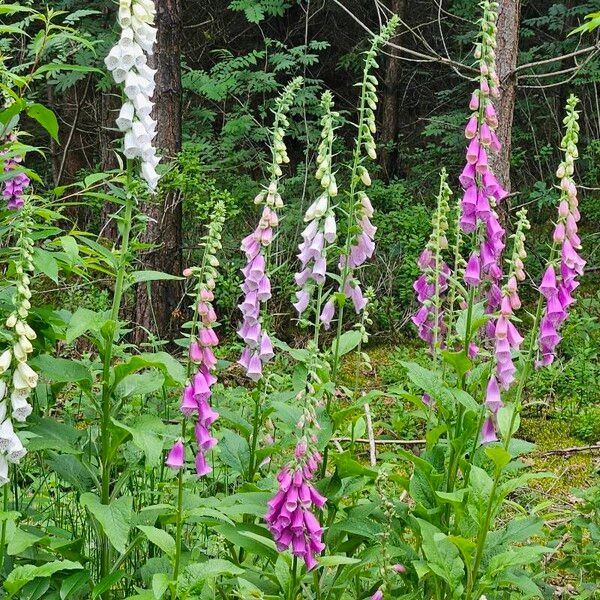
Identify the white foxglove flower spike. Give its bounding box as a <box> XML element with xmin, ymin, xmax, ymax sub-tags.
<box><xmin>107</xmin><ymin>0</ymin><xmax>160</xmax><ymax>190</ymax></box>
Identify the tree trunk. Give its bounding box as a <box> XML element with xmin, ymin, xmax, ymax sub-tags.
<box><xmin>492</xmin><ymin>0</ymin><xmax>521</xmax><ymax>193</ymax></box>
<box><xmin>133</xmin><ymin>0</ymin><xmax>183</xmax><ymax>344</ymax></box>
<box><xmin>378</xmin><ymin>0</ymin><xmax>407</xmax><ymax>181</ymax></box>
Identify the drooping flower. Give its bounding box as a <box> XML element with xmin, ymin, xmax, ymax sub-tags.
<box><xmin>412</xmin><ymin>170</ymin><xmax>452</xmax><ymax>349</ymax></box>
<box><xmin>295</xmin><ymin>92</ymin><xmax>338</xmax><ymax>325</ymax></box>
<box><xmin>237</xmin><ymin>78</ymin><xmax>302</xmax><ymax>379</ymax></box>
<box><xmin>480</xmin><ymin>416</ymin><xmax>498</xmax><ymax>444</ymax></box>
<box><xmin>2</xmin><ymin>135</ymin><xmax>30</xmax><ymax>210</ymax></box>
<box><xmin>168</xmin><ymin>202</ymin><xmax>225</xmax><ymax>476</ymax></box>
<box><xmin>105</xmin><ymin>0</ymin><xmax>160</xmax><ymax>190</ymax></box>
<box><xmin>537</xmin><ymin>96</ymin><xmax>584</xmax><ymax>367</ymax></box>
<box><xmin>0</xmin><ymin>203</ymin><xmax>38</xmax><ymax>486</ymax></box>
<box><xmin>166</xmin><ymin>439</ymin><xmax>185</xmax><ymax>469</ymax></box>
<box><xmin>266</xmin><ymin>442</ymin><xmax>326</xmax><ymax>570</ymax></box>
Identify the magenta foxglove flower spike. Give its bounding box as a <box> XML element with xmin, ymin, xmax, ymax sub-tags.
<box><xmin>536</xmin><ymin>96</ymin><xmax>584</xmax><ymax>367</ymax></box>
<box><xmin>266</xmin><ymin>442</ymin><xmax>326</xmax><ymax>570</ymax></box>
<box><xmin>2</xmin><ymin>134</ymin><xmax>30</xmax><ymax>210</ymax></box>
<box><xmin>412</xmin><ymin>170</ymin><xmax>452</xmax><ymax>350</ymax></box>
<box><xmin>237</xmin><ymin>78</ymin><xmax>302</xmax><ymax>379</ymax></box>
<box><xmin>169</xmin><ymin>202</ymin><xmax>226</xmax><ymax>476</ymax></box>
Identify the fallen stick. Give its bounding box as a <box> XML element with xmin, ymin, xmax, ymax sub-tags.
<box><xmin>333</xmin><ymin>437</ymin><xmax>426</xmax><ymax>446</ymax></box>
<box><xmin>363</xmin><ymin>402</ymin><xmax>377</xmax><ymax>467</ymax></box>
<box><xmin>536</xmin><ymin>444</ymin><xmax>600</xmax><ymax>457</ymax></box>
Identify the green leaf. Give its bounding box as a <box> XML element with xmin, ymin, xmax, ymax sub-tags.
<box><xmin>417</xmin><ymin>520</ymin><xmax>464</xmax><ymax>587</ymax></box>
<box><xmin>29</xmin><ymin>355</ymin><xmax>93</xmax><ymax>390</ymax></box>
<box><xmin>115</xmin><ymin>372</ymin><xmax>165</xmax><ymax>399</ymax></box>
<box><xmin>46</xmin><ymin>454</ymin><xmax>95</xmax><ymax>492</ymax></box>
<box><xmin>137</xmin><ymin>526</ymin><xmax>176</xmax><ymax>559</ymax></box>
<box><xmin>318</xmin><ymin>555</ymin><xmax>361</xmax><ymax>567</ymax></box>
<box><xmin>26</xmin><ymin>103</ymin><xmax>59</xmax><ymax>141</ymax></box>
<box><xmin>126</xmin><ymin>270</ymin><xmax>183</xmax><ymax>290</ymax></box>
<box><xmin>112</xmin><ymin>415</ymin><xmax>166</xmax><ymax>469</ymax></box>
<box><xmin>27</xmin><ymin>418</ymin><xmax>81</xmax><ymax>454</ymax></box>
<box><xmin>219</xmin><ymin>430</ymin><xmax>250</xmax><ymax>475</ymax></box>
<box><xmin>60</xmin><ymin>570</ymin><xmax>90</xmax><ymax>600</ymax></box>
<box><xmin>332</xmin><ymin>452</ymin><xmax>377</xmax><ymax>479</ymax></box>
<box><xmin>91</xmin><ymin>572</ymin><xmax>127</xmax><ymax>600</ymax></box>
<box><xmin>485</xmin><ymin>446</ymin><xmax>512</xmax><ymax>471</ymax></box>
<box><xmin>4</xmin><ymin>561</ymin><xmax>83</xmax><ymax>597</ymax></box>
<box><xmin>331</xmin><ymin>330</ymin><xmax>362</xmax><ymax>358</ymax></box>
<box><xmin>212</xmin><ymin>524</ymin><xmax>277</xmax><ymax>560</ymax></box>
<box><xmin>183</xmin><ymin>559</ymin><xmax>244</xmax><ymax>580</ymax></box>
<box><xmin>80</xmin><ymin>494</ymin><xmax>132</xmax><ymax>554</ymax></box>
<box><xmin>32</xmin><ymin>248</ymin><xmax>59</xmax><ymax>283</ymax></box>
<box><xmin>66</xmin><ymin>308</ymin><xmax>110</xmax><ymax>344</ymax></box>
<box><xmin>32</xmin><ymin>63</ymin><xmax>104</xmax><ymax>77</ymax></box>
<box><xmin>7</xmin><ymin>526</ymin><xmax>47</xmax><ymax>555</ymax></box>
<box><xmin>113</xmin><ymin>352</ymin><xmax>186</xmax><ymax>388</ymax></box>
<box><xmin>497</xmin><ymin>404</ymin><xmax>519</xmax><ymax>439</ymax></box>
<box><xmin>441</xmin><ymin>350</ymin><xmax>472</xmax><ymax>378</ymax></box>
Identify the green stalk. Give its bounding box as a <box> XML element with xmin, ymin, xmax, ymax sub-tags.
<box><xmin>100</xmin><ymin>161</ymin><xmax>134</xmax><ymax>600</ymax></box>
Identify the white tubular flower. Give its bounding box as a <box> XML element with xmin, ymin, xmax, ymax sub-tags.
<box><xmin>13</xmin><ymin>341</ymin><xmax>27</xmax><ymax>362</ymax></box>
<box><xmin>17</xmin><ymin>362</ymin><xmax>38</xmax><ymax>389</ymax></box>
<box><xmin>0</xmin><ymin>400</ymin><xmax>6</xmax><ymax>422</ymax></box>
<box><xmin>0</xmin><ymin>381</ymin><xmax>6</xmax><ymax>401</ymax></box>
<box><xmin>11</xmin><ymin>390</ymin><xmax>32</xmax><ymax>422</ymax></box>
<box><xmin>0</xmin><ymin>455</ymin><xmax>8</xmax><ymax>486</ymax></box>
<box><xmin>7</xmin><ymin>433</ymin><xmax>26</xmax><ymax>464</ymax></box>
<box><xmin>15</xmin><ymin>321</ymin><xmax>36</xmax><ymax>340</ymax></box>
<box><xmin>116</xmin><ymin>102</ymin><xmax>135</xmax><ymax>131</ymax></box>
<box><xmin>0</xmin><ymin>418</ymin><xmax>14</xmax><ymax>452</ymax></box>
<box><xmin>107</xmin><ymin>0</ymin><xmax>159</xmax><ymax>190</ymax></box>
<box><xmin>0</xmin><ymin>350</ymin><xmax>11</xmax><ymax>374</ymax></box>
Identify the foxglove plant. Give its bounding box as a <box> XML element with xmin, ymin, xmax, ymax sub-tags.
<box><xmin>536</xmin><ymin>95</ymin><xmax>584</xmax><ymax>367</ymax></box>
<box><xmin>458</xmin><ymin>1</ymin><xmax>507</xmax><ymax>333</ymax></box>
<box><xmin>104</xmin><ymin>0</ymin><xmax>160</xmax><ymax>190</ymax></box>
<box><xmin>168</xmin><ymin>200</ymin><xmax>226</xmax><ymax>581</ymax></box>
<box><xmin>412</xmin><ymin>170</ymin><xmax>452</xmax><ymax>350</ymax></box>
<box><xmin>237</xmin><ymin>77</ymin><xmax>302</xmax><ymax>380</ymax></box>
<box><xmin>0</xmin><ymin>200</ymin><xmax>38</xmax><ymax>486</ymax></box>
<box><xmin>294</xmin><ymin>91</ymin><xmax>338</xmax><ymax>324</ymax></box>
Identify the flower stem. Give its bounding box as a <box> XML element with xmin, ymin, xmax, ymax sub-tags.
<box><xmin>99</xmin><ymin>161</ymin><xmax>134</xmax><ymax>600</ymax></box>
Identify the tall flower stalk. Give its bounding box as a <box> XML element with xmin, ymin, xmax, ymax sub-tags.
<box><xmin>238</xmin><ymin>77</ymin><xmax>302</xmax><ymax>480</ymax></box>
<box><xmin>266</xmin><ymin>91</ymin><xmax>340</xmax><ymax>579</ymax></box>
<box><xmin>168</xmin><ymin>200</ymin><xmax>226</xmax><ymax>582</ymax></box>
<box><xmin>320</xmin><ymin>17</ymin><xmax>398</xmax><ymax>476</ymax></box>
<box><xmin>238</xmin><ymin>77</ymin><xmax>302</xmax><ymax>381</ymax></box>
<box><xmin>104</xmin><ymin>0</ymin><xmax>160</xmax><ymax>190</ymax></box>
<box><xmin>0</xmin><ymin>200</ymin><xmax>37</xmax><ymax>488</ymax></box>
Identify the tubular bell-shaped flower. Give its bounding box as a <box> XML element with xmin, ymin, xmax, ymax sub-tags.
<box><xmin>458</xmin><ymin>1</ymin><xmax>507</xmax><ymax>325</ymax></box>
<box><xmin>536</xmin><ymin>96</ymin><xmax>584</xmax><ymax>367</ymax></box>
<box><xmin>412</xmin><ymin>169</ymin><xmax>452</xmax><ymax>349</ymax></box>
<box><xmin>166</xmin><ymin>201</ymin><xmax>226</xmax><ymax>476</ymax></box>
<box><xmin>0</xmin><ymin>201</ymin><xmax>38</xmax><ymax>486</ymax></box>
<box><xmin>294</xmin><ymin>92</ymin><xmax>339</xmax><ymax>324</ymax></box>
<box><xmin>2</xmin><ymin>134</ymin><xmax>30</xmax><ymax>210</ymax></box>
<box><xmin>266</xmin><ymin>347</ymin><xmax>328</xmax><ymax>570</ymax></box>
<box><xmin>331</xmin><ymin>17</ymin><xmax>398</xmax><ymax>326</ymax></box>
<box><xmin>105</xmin><ymin>0</ymin><xmax>160</xmax><ymax>190</ymax></box>
<box><xmin>238</xmin><ymin>78</ymin><xmax>302</xmax><ymax>380</ymax></box>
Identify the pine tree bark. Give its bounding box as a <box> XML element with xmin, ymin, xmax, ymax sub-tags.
<box><xmin>492</xmin><ymin>0</ymin><xmax>521</xmax><ymax>192</ymax></box>
<box><xmin>133</xmin><ymin>0</ymin><xmax>183</xmax><ymax>344</ymax></box>
<box><xmin>379</xmin><ymin>0</ymin><xmax>407</xmax><ymax>180</ymax></box>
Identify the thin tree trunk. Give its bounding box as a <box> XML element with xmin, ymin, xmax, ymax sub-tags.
<box><xmin>492</xmin><ymin>0</ymin><xmax>521</xmax><ymax>193</ymax></box>
<box><xmin>379</xmin><ymin>0</ymin><xmax>407</xmax><ymax>180</ymax></box>
<box><xmin>133</xmin><ymin>0</ymin><xmax>183</xmax><ymax>344</ymax></box>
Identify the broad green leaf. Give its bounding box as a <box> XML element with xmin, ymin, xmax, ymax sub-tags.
<box><xmin>126</xmin><ymin>270</ymin><xmax>183</xmax><ymax>290</ymax></box>
<box><xmin>113</xmin><ymin>352</ymin><xmax>186</xmax><ymax>388</ymax></box>
<box><xmin>32</xmin><ymin>248</ymin><xmax>59</xmax><ymax>283</ymax></box>
<box><xmin>183</xmin><ymin>559</ymin><xmax>244</xmax><ymax>580</ymax></box>
<box><xmin>485</xmin><ymin>446</ymin><xmax>512</xmax><ymax>471</ymax></box>
<box><xmin>29</xmin><ymin>355</ymin><xmax>93</xmax><ymax>389</ymax></box>
<box><xmin>4</xmin><ymin>561</ymin><xmax>83</xmax><ymax>597</ymax></box>
<box><xmin>151</xmin><ymin>573</ymin><xmax>170</xmax><ymax>599</ymax></box>
<box><xmin>112</xmin><ymin>415</ymin><xmax>166</xmax><ymax>469</ymax></box>
<box><xmin>137</xmin><ymin>526</ymin><xmax>175</xmax><ymax>558</ymax></box>
<box><xmin>441</xmin><ymin>350</ymin><xmax>472</xmax><ymax>378</ymax></box>
<box><xmin>91</xmin><ymin>572</ymin><xmax>126</xmax><ymax>600</ymax></box>
<box><xmin>333</xmin><ymin>452</ymin><xmax>377</xmax><ymax>479</ymax></box>
<box><xmin>417</xmin><ymin>520</ymin><xmax>464</xmax><ymax>587</ymax></box>
<box><xmin>46</xmin><ymin>454</ymin><xmax>95</xmax><ymax>492</ymax></box>
<box><xmin>26</xmin><ymin>103</ymin><xmax>59</xmax><ymax>141</ymax></box>
<box><xmin>219</xmin><ymin>430</ymin><xmax>250</xmax><ymax>475</ymax></box>
<box><xmin>213</xmin><ymin>524</ymin><xmax>277</xmax><ymax>560</ymax></box>
<box><xmin>114</xmin><ymin>372</ymin><xmax>165</xmax><ymax>398</ymax></box>
<box><xmin>331</xmin><ymin>330</ymin><xmax>362</xmax><ymax>358</ymax></box>
<box><xmin>27</xmin><ymin>418</ymin><xmax>81</xmax><ymax>454</ymax></box>
<box><xmin>80</xmin><ymin>494</ymin><xmax>132</xmax><ymax>554</ymax></box>
<box><xmin>60</xmin><ymin>570</ymin><xmax>91</xmax><ymax>600</ymax></box>
<box><xmin>7</xmin><ymin>525</ymin><xmax>47</xmax><ymax>555</ymax></box>
<box><xmin>66</xmin><ymin>308</ymin><xmax>110</xmax><ymax>344</ymax></box>
<box><xmin>318</xmin><ymin>555</ymin><xmax>361</xmax><ymax>567</ymax></box>
<box><xmin>497</xmin><ymin>404</ymin><xmax>519</xmax><ymax>439</ymax></box>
